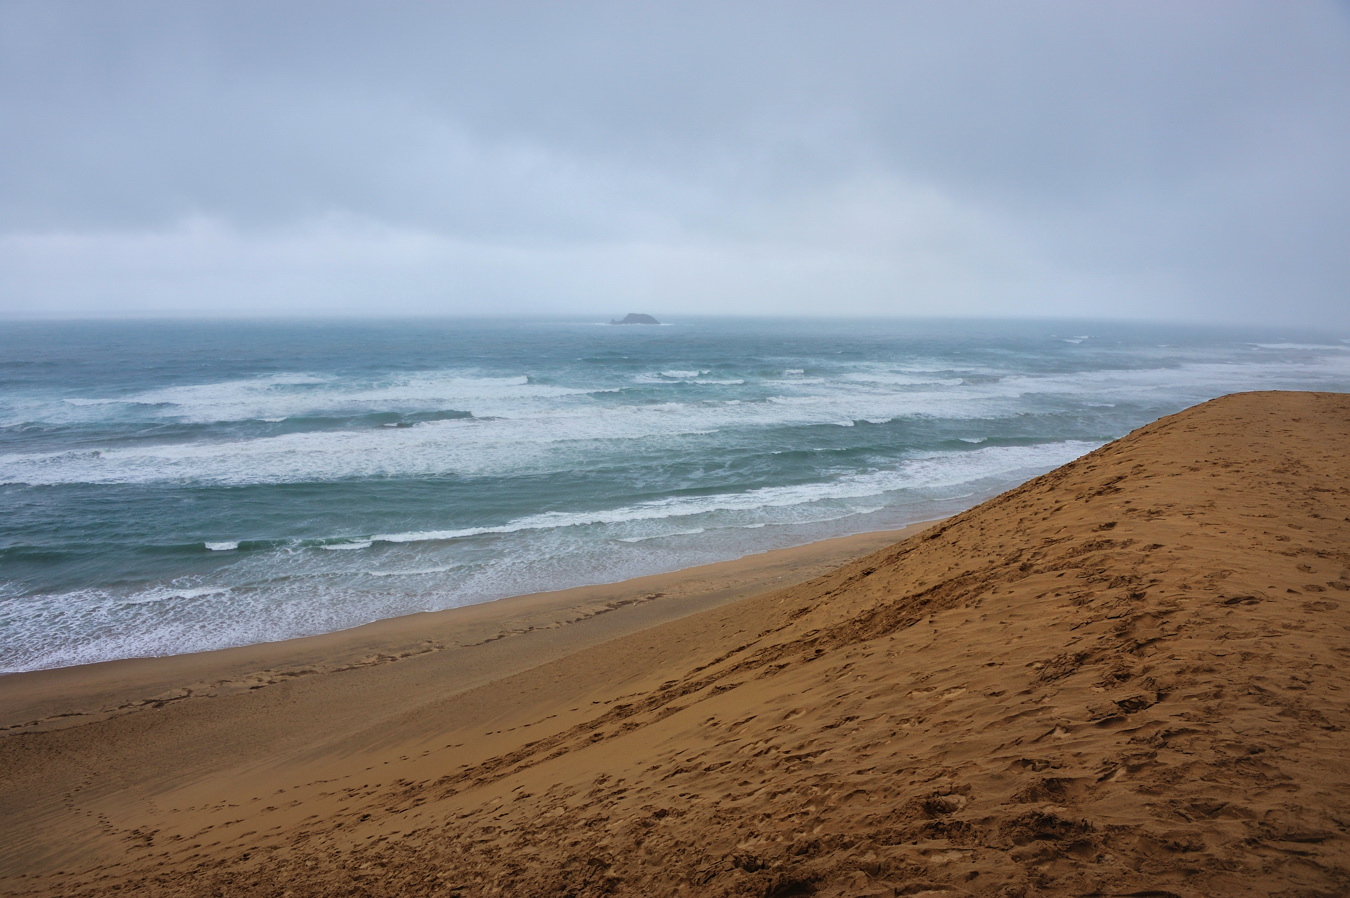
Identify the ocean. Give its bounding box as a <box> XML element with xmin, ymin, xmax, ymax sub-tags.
<box><xmin>2</xmin><ymin>317</ymin><xmax>1348</xmax><ymax>673</ymax></box>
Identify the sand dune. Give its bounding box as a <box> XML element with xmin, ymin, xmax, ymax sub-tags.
<box><xmin>2</xmin><ymin>390</ymin><xmax>1349</xmax><ymax>896</ymax></box>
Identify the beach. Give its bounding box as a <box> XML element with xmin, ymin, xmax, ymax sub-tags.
<box><xmin>2</xmin><ymin>390</ymin><xmax>1349</xmax><ymax>895</ymax></box>
<box><xmin>0</xmin><ymin>524</ymin><xmax>928</xmax><ymax>738</ymax></box>
<box><xmin>5</xmin><ymin>3</ymin><xmax>1350</xmax><ymax>892</ymax></box>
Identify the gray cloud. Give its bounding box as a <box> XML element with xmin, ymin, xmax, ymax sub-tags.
<box><xmin>1</xmin><ymin>1</ymin><xmax>1347</xmax><ymax>324</ymax></box>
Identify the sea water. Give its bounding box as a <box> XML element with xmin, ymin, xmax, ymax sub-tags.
<box><xmin>2</xmin><ymin>317</ymin><xmax>1348</xmax><ymax>672</ymax></box>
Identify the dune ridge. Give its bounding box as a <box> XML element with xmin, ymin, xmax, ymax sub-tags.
<box><xmin>2</xmin><ymin>390</ymin><xmax>1349</xmax><ymax>896</ymax></box>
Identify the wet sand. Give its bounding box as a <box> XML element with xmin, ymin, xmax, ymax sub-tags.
<box><xmin>2</xmin><ymin>390</ymin><xmax>1349</xmax><ymax>896</ymax></box>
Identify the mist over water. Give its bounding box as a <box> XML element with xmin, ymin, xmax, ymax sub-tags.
<box><xmin>3</xmin><ymin>317</ymin><xmax>1348</xmax><ymax>672</ymax></box>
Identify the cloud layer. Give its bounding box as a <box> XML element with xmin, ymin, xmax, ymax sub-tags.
<box><xmin>2</xmin><ymin>1</ymin><xmax>1348</xmax><ymax>323</ymax></box>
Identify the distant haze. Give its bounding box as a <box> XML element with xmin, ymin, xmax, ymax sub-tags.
<box><xmin>2</xmin><ymin>1</ymin><xmax>1348</xmax><ymax>325</ymax></box>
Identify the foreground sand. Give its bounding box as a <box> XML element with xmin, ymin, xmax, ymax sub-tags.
<box><xmin>2</xmin><ymin>391</ymin><xmax>1349</xmax><ymax>896</ymax></box>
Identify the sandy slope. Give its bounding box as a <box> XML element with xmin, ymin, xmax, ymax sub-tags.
<box><xmin>2</xmin><ymin>390</ymin><xmax>1349</xmax><ymax>897</ymax></box>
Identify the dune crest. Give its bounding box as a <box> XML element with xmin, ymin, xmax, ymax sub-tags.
<box><xmin>3</xmin><ymin>391</ymin><xmax>1349</xmax><ymax>896</ymax></box>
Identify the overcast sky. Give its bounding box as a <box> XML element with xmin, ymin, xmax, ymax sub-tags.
<box><xmin>2</xmin><ymin>1</ymin><xmax>1348</xmax><ymax>324</ymax></box>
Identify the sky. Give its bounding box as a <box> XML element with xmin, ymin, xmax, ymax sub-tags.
<box><xmin>1</xmin><ymin>1</ymin><xmax>1348</xmax><ymax>325</ymax></box>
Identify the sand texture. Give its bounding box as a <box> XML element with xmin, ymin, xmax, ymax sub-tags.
<box><xmin>2</xmin><ymin>390</ymin><xmax>1349</xmax><ymax>896</ymax></box>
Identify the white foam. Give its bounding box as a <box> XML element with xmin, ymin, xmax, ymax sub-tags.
<box><xmin>205</xmin><ymin>541</ymin><xmax>238</xmax><ymax>551</ymax></box>
<box><xmin>112</xmin><ymin>585</ymin><xmax>232</xmax><ymax>606</ymax></box>
<box><xmin>634</xmin><ymin>370</ymin><xmax>726</xmax><ymax>384</ymax></box>
<box><xmin>617</xmin><ymin>527</ymin><xmax>707</xmax><ymax>543</ymax></box>
<box><xmin>365</xmin><ymin>440</ymin><xmax>1099</xmax><ymax>547</ymax></box>
<box><xmin>1</xmin><ymin>578</ymin><xmax>411</xmax><ymax>672</ymax></box>
<box><xmin>1250</xmin><ymin>342</ymin><xmax>1350</xmax><ymax>351</ymax></box>
<box><xmin>13</xmin><ymin>370</ymin><xmax>595</xmax><ymax>429</ymax></box>
<box><xmin>371</xmin><ymin>526</ymin><xmax>496</xmax><ymax>543</ymax></box>
<box><xmin>364</xmin><ymin>565</ymin><xmax>457</xmax><ymax>578</ymax></box>
<box><xmin>61</xmin><ymin>397</ymin><xmax>134</xmax><ymax>407</ymax></box>
<box><xmin>6</xmin><ymin>352</ymin><xmax>1350</xmax><ymax>487</ymax></box>
<box><xmin>842</xmin><ymin>372</ymin><xmax>966</xmax><ymax>387</ymax></box>
<box><xmin>320</xmin><ymin>540</ymin><xmax>372</xmax><ymax>551</ymax></box>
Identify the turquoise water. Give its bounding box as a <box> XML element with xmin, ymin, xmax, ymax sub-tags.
<box><xmin>2</xmin><ymin>317</ymin><xmax>1348</xmax><ymax>672</ymax></box>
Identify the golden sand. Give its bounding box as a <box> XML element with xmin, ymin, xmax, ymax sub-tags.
<box><xmin>2</xmin><ymin>390</ymin><xmax>1348</xmax><ymax>896</ymax></box>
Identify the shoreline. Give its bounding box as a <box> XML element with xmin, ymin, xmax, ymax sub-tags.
<box><xmin>0</xmin><ymin>519</ymin><xmax>939</xmax><ymax>736</ymax></box>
